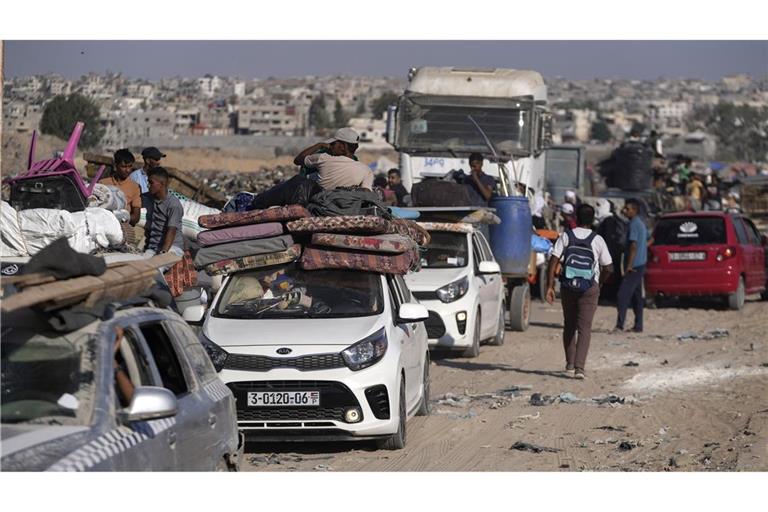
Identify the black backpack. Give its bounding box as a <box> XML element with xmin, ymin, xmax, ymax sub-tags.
<box><xmin>559</xmin><ymin>230</ymin><xmax>597</xmax><ymax>293</ymax></box>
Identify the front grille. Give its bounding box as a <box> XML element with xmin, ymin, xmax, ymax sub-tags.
<box><xmin>239</xmin><ymin>407</ymin><xmax>347</xmax><ymax>422</ymax></box>
<box><xmin>228</xmin><ymin>381</ymin><xmax>362</xmax><ymax>424</ymax></box>
<box><xmin>224</xmin><ymin>352</ymin><xmax>345</xmax><ymax>372</ymax></box>
<box><xmin>413</xmin><ymin>291</ymin><xmax>439</xmax><ymax>301</ymax></box>
<box><xmin>365</xmin><ymin>385</ymin><xmax>390</xmax><ymax>419</ymax></box>
<box><xmin>425</xmin><ymin>311</ymin><xmax>446</xmax><ymax>339</ymax></box>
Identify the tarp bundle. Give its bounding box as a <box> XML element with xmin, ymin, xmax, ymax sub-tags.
<box><xmin>1</xmin><ymin>201</ymin><xmax>123</xmax><ymax>257</ymax></box>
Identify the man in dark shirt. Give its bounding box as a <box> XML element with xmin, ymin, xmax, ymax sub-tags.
<box><xmin>142</xmin><ymin>167</ymin><xmax>184</xmax><ymax>258</ymax></box>
<box><xmin>465</xmin><ymin>152</ymin><xmax>497</xmax><ymax>206</ymax></box>
<box><xmin>387</xmin><ymin>168</ymin><xmax>410</xmax><ymax>206</ymax></box>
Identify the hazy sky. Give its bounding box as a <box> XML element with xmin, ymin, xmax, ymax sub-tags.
<box><xmin>4</xmin><ymin>40</ymin><xmax>767</xmax><ymax>81</ymax></box>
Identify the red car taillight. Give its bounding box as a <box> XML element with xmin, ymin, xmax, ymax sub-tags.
<box><xmin>715</xmin><ymin>247</ymin><xmax>737</xmax><ymax>262</ymax></box>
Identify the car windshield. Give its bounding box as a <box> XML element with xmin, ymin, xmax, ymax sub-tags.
<box><xmin>421</xmin><ymin>231</ymin><xmax>469</xmax><ymax>268</ymax></box>
<box><xmin>653</xmin><ymin>217</ymin><xmax>727</xmax><ymax>246</ymax></box>
<box><xmin>1</xmin><ymin>312</ymin><xmax>97</xmax><ymax>426</ymax></box>
<box><xmin>215</xmin><ymin>264</ymin><xmax>384</xmax><ymax>319</ymax></box>
<box><xmin>398</xmin><ymin>96</ymin><xmax>531</xmax><ymax>155</ymax></box>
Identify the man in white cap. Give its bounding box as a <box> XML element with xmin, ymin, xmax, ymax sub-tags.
<box><xmin>293</xmin><ymin>128</ymin><xmax>374</xmax><ymax>190</ymax></box>
<box><xmin>560</xmin><ymin>202</ymin><xmax>577</xmax><ymax>230</ymax></box>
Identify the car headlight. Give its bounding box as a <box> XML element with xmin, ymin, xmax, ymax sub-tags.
<box><xmin>341</xmin><ymin>328</ymin><xmax>387</xmax><ymax>371</ymax></box>
<box><xmin>436</xmin><ymin>276</ymin><xmax>469</xmax><ymax>303</ymax></box>
<box><xmin>200</xmin><ymin>333</ymin><xmax>229</xmax><ymax>372</ymax></box>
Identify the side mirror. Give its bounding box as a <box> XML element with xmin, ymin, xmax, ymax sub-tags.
<box><xmin>183</xmin><ymin>305</ymin><xmax>206</xmax><ymax>324</ymax></box>
<box><xmin>118</xmin><ymin>386</ymin><xmax>177</xmax><ymax>423</ymax></box>
<box><xmin>386</xmin><ymin>105</ymin><xmax>398</xmax><ymax>147</ymax></box>
<box><xmin>478</xmin><ymin>261</ymin><xmax>501</xmax><ymax>274</ymax></box>
<box><xmin>398</xmin><ymin>303</ymin><xmax>429</xmax><ymax>323</ymax></box>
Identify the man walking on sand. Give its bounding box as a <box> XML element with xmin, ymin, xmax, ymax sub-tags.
<box><xmin>615</xmin><ymin>198</ymin><xmax>648</xmax><ymax>333</ymax></box>
<box><xmin>546</xmin><ymin>203</ymin><xmax>613</xmax><ymax>379</ymax></box>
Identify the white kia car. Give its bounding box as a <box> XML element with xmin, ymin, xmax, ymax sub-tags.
<box><xmin>200</xmin><ymin>264</ymin><xmax>430</xmax><ymax>449</ymax></box>
<box><xmin>404</xmin><ymin>225</ymin><xmax>505</xmax><ymax>357</ymax></box>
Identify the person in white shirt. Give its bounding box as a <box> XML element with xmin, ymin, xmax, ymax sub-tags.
<box><xmin>293</xmin><ymin>128</ymin><xmax>374</xmax><ymax>190</ymax></box>
<box><xmin>545</xmin><ymin>203</ymin><xmax>613</xmax><ymax>379</ymax></box>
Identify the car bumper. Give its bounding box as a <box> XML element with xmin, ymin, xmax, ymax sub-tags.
<box><xmin>218</xmin><ymin>363</ymin><xmax>400</xmax><ymax>438</ymax></box>
<box><xmin>418</xmin><ymin>297</ymin><xmax>476</xmax><ymax>350</ymax></box>
<box><xmin>645</xmin><ymin>265</ymin><xmax>739</xmax><ymax>296</ymax></box>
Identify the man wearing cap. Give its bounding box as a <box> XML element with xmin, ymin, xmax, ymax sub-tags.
<box><xmin>560</xmin><ymin>202</ymin><xmax>577</xmax><ymax>230</ymax></box>
<box><xmin>130</xmin><ymin>146</ymin><xmax>166</xmax><ymax>194</ymax></box>
<box><xmin>293</xmin><ymin>128</ymin><xmax>374</xmax><ymax>190</ymax></box>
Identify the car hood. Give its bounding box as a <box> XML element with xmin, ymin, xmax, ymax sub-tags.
<box><xmin>405</xmin><ymin>267</ymin><xmax>469</xmax><ymax>291</ymax></box>
<box><xmin>0</xmin><ymin>424</ymin><xmax>92</xmax><ymax>471</ymax></box>
<box><xmin>204</xmin><ymin>315</ymin><xmax>385</xmax><ymax>348</ymax></box>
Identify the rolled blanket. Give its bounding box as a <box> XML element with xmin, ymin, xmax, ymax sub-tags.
<box><xmin>386</xmin><ymin>218</ymin><xmax>431</xmax><ymax>246</ymax></box>
<box><xmin>198</xmin><ymin>204</ymin><xmax>310</xmax><ymax>229</ymax></box>
<box><xmin>197</xmin><ymin>222</ymin><xmax>283</xmax><ymax>247</ymax></box>
<box><xmin>286</xmin><ymin>215</ymin><xmax>390</xmax><ymax>235</ymax></box>
<box><xmin>299</xmin><ymin>245</ymin><xmax>419</xmax><ymax>275</ymax></box>
<box><xmin>417</xmin><ymin>222</ymin><xmax>474</xmax><ymax>234</ymax></box>
<box><xmin>310</xmin><ymin>233</ymin><xmax>415</xmax><ymax>254</ymax></box>
<box><xmin>204</xmin><ymin>244</ymin><xmax>302</xmax><ymax>276</ymax></box>
<box><xmin>193</xmin><ymin>234</ymin><xmax>294</xmax><ymax>269</ymax></box>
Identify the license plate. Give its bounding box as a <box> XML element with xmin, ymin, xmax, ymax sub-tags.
<box><xmin>247</xmin><ymin>391</ymin><xmax>320</xmax><ymax>407</ymax></box>
<box><xmin>669</xmin><ymin>252</ymin><xmax>706</xmax><ymax>261</ymax></box>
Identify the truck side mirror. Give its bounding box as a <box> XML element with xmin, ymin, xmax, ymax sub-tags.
<box><xmin>386</xmin><ymin>105</ymin><xmax>398</xmax><ymax>147</ymax></box>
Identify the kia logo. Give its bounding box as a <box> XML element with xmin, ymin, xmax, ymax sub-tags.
<box><xmin>276</xmin><ymin>347</ymin><xmax>292</xmax><ymax>355</ymax></box>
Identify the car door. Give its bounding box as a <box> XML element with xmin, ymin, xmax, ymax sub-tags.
<box><xmin>388</xmin><ymin>275</ymin><xmax>419</xmax><ymax>409</ymax></box>
<box><xmin>137</xmin><ymin>320</ymin><xmax>209</xmax><ymax>471</ymax></box>
<box><xmin>113</xmin><ymin>323</ymin><xmax>177</xmax><ymax>471</ymax></box>
<box><xmin>732</xmin><ymin>217</ymin><xmax>756</xmax><ymax>290</ymax></box>
<box><xmin>165</xmin><ymin>319</ymin><xmax>238</xmax><ymax>469</ymax></box>
<box><xmin>742</xmin><ymin>218</ymin><xmax>766</xmax><ymax>292</ymax></box>
<box><xmin>477</xmin><ymin>231</ymin><xmax>504</xmax><ymax>317</ymax></box>
<box><xmin>472</xmin><ymin>233</ymin><xmax>496</xmax><ymax>338</ymax></box>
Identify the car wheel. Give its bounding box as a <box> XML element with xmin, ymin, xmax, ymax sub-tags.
<box><xmin>462</xmin><ymin>309</ymin><xmax>481</xmax><ymax>358</ymax></box>
<box><xmin>727</xmin><ymin>276</ymin><xmax>745</xmax><ymax>311</ymax></box>
<box><xmin>415</xmin><ymin>353</ymin><xmax>431</xmax><ymax>416</ymax></box>
<box><xmin>379</xmin><ymin>377</ymin><xmax>406</xmax><ymax>450</ymax></box>
<box><xmin>487</xmin><ymin>301</ymin><xmax>506</xmax><ymax>346</ymax></box>
<box><xmin>761</xmin><ymin>288</ymin><xmax>768</xmax><ymax>301</ymax></box>
<box><xmin>508</xmin><ymin>283</ymin><xmax>530</xmax><ymax>332</ymax></box>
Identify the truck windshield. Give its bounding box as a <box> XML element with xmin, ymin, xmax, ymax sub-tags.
<box><xmin>398</xmin><ymin>97</ymin><xmax>531</xmax><ymax>155</ymax></box>
<box><xmin>1</xmin><ymin>315</ymin><xmax>97</xmax><ymax>426</ymax></box>
<box><xmin>215</xmin><ymin>265</ymin><xmax>384</xmax><ymax>319</ymax></box>
<box><xmin>421</xmin><ymin>232</ymin><xmax>469</xmax><ymax>268</ymax></box>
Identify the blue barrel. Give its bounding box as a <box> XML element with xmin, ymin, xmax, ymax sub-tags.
<box><xmin>488</xmin><ymin>196</ymin><xmax>532</xmax><ymax>276</ymax></box>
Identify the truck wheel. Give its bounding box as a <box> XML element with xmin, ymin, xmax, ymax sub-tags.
<box><xmin>727</xmin><ymin>277</ymin><xmax>745</xmax><ymax>311</ymax></box>
<box><xmin>509</xmin><ymin>284</ymin><xmax>530</xmax><ymax>332</ymax></box>
<box><xmin>537</xmin><ymin>266</ymin><xmax>548</xmax><ymax>302</ymax></box>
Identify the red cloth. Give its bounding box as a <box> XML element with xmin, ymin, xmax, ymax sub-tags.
<box><xmin>163</xmin><ymin>251</ymin><xmax>198</xmax><ymax>297</ymax></box>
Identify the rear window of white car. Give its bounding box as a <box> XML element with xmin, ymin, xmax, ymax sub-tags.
<box><xmin>421</xmin><ymin>231</ymin><xmax>469</xmax><ymax>268</ymax></box>
<box><xmin>215</xmin><ymin>264</ymin><xmax>383</xmax><ymax>319</ymax></box>
<box><xmin>654</xmin><ymin>217</ymin><xmax>727</xmax><ymax>246</ymax></box>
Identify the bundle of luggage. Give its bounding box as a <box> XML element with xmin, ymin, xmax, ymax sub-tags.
<box><xmin>193</xmin><ymin>204</ymin><xmax>429</xmax><ymax>276</ymax></box>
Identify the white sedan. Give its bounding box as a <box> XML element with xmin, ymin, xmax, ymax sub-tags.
<box><xmin>200</xmin><ymin>264</ymin><xmax>430</xmax><ymax>450</ymax></box>
<box><xmin>405</xmin><ymin>225</ymin><xmax>505</xmax><ymax>357</ymax></box>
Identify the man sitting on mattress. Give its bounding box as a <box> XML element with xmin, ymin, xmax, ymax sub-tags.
<box><xmin>293</xmin><ymin>128</ymin><xmax>374</xmax><ymax>191</ymax></box>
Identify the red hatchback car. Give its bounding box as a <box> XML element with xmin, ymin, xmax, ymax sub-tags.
<box><xmin>645</xmin><ymin>212</ymin><xmax>768</xmax><ymax>310</ymax></box>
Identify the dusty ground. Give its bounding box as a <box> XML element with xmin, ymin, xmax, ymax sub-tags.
<box><xmin>242</xmin><ymin>297</ymin><xmax>768</xmax><ymax>472</ymax></box>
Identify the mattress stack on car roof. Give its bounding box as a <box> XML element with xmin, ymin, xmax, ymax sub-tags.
<box><xmin>194</xmin><ymin>205</ymin><xmax>430</xmax><ymax>276</ymax></box>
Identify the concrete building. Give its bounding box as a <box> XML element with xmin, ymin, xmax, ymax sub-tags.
<box><xmin>198</xmin><ymin>75</ymin><xmax>223</xmax><ymax>98</ymax></box>
<box><xmin>236</xmin><ymin>102</ymin><xmax>304</xmax><ymax>136</ymax></box>
<box><xmin>101</xmin><ymin>109</ymin><xmax>176</xmax><ymax>148</ymax></box>
<box><xmin>2</xmin><ymin>101</ymin><xmax>42</xmax><ymax>133</ymax></box>
<box><xmin>348</xmin><ymin>116</ymin><xmax>388</xmax><ymax>149</ymax></box>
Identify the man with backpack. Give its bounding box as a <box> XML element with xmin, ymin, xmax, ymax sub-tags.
<box><xmin>545</xmin><ymin>204</ymin><xmax>613</xmax><ymax>379</ymax></box>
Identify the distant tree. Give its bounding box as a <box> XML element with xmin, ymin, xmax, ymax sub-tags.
<box><xmin>356</xmin><ymin>96</ymin><xmax>367</xmax><ymax>116</ymax></box>
<box><xmin>371</xmin><ymin>91</ymin><xmax>399</xmax><ymax>119</ymax></box>
<box><xmin>333</xmin><ymin>99</ymin><xmax>350</xmax><ymax>128</ymax></box>
<box><xmin>40</xmin><ymin>93</ymin><xmax>104</xmax><ymax>148</ymax></box>
<box><xmin>590</xmin><ymin>120</ymin><xmax>613</xmax><ymax>143</ymax></box>
<box><xmin>688</xmin><ymin>102</ymin><xmax>768</xmax><ymax>161</ymax></box>
<box><xmin>309</xmin><ymin>93</ymin><xmax>331</xmax><ymax>131</ymax></box>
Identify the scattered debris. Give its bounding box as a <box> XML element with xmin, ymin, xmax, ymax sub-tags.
<box><xmin>761</xmin><ymin>362</ymin><xmax>768</xmax><ymax>368</ymax></box>
<box><xmin>676</xmin><ymin>329</ymin><xmax>729</xmax><ymax>341</ymax></box>
<box><xmin>530</xmin><ymin>393</ymin><xmax>556</xmax><ymax>406</ymax></box>
<box><xmin>624</xmin><ymin>361</ymin><xmax>640</xmax><ymax>367</ymax></box>
<box><xmin>249</xmin><ymin>454</ymin><xmax>283</xmax><ymax>466</ymax></box>
<box><xmin>510</xmin><ymin>441</ymin><xmax>561</xmax><ymax>454</ymax></box>
<box><xmin>558</xmin><ymin>392</ymin><xmax>580</xmax><ymax>403</ymax></box>
<box><xmin>313</xmin><ymin>464</ymin><xmax>333</xmax><ymax>471</ymax></box>
<box><xmin>559</xmin><ymin>463</ymin><xmax>570</xmax><ymax>469</ymax></box>
<box><xmin>661</xmin><ymin>359</ymin><xmax>669</xmax><ymax>365</ymax></box>
<box><xmin>594</xmin><ymin>425</ymin><xmax>626</xmax><ymax>432</ymax></box>
<box><xmin>618</xmin><ymin>441</ymin><xmax>637</xmax><ymax>451</ymax></box>
<box><xmin>592</xmin><ymin>394</ymin><xmax>638</xmax><ymax>405</ymax></box>
<box><xmin>517</xmin><ymin>412</ymin><xmax>541</xmax><ymax>421</ymax></box>
<box><xmin>703</xmin><ymin>442</ymin><xmax>720</xmax><ymax>448</ymax></box>
<box><xmin>677</xmin><ymin>331</ymin><xmax>698</xmax><ymax>341</ymax></box>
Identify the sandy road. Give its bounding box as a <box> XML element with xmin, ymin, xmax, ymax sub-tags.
<box><xmin>243</xmin><ymin>298</ymin><xmax>768</xmax><ymax>472</ymax></box>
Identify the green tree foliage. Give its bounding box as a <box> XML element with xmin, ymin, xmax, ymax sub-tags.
<box><xmin>40</xmin><ymin>94</ymin><xmax>105</xmax><ymax>148</ymax></box>
<box><xmin>590</xmin><ymin>120</ymin><xmax>613</xmax><ymax>143</ymax></box>
<box><xmin>688</xmin><ymin>103</ymin><xmax>768</xmax><ymax>161</ymax></box>
<box><xmin>333</xmin><ymin>99</ymin><xmax>350</xmax><ymax>128</ymax></box>
<box><xmin>309</xmin><ymin>93</ymin><xmax>331</xmax><ymax>131</ymax></box>
<box><xmin>371</xmin><ymin>91</ymin><xmax>399</xmax><ymax>119</ymax></box>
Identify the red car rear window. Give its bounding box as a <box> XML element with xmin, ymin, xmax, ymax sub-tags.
<box><xmin>654</xmin><ymin>217</ymin><xmax>727</xmax><ymax>246</ymax></box>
